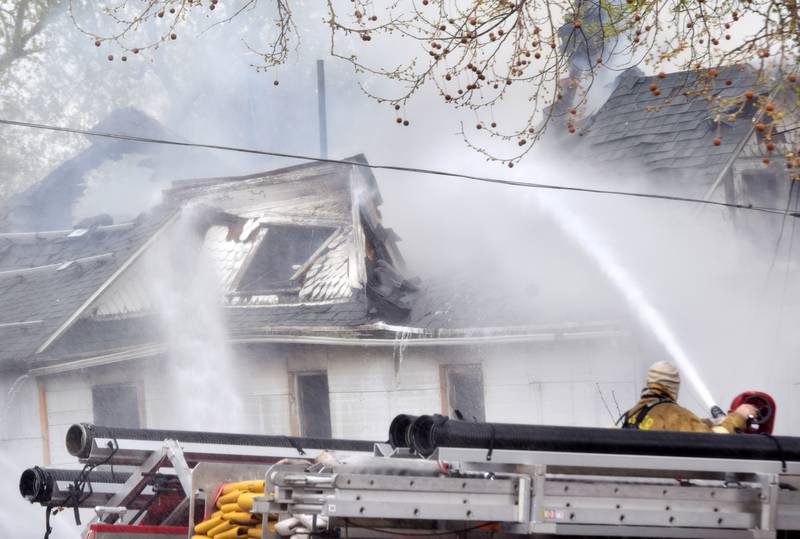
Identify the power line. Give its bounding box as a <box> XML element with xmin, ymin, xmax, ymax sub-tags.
<box><xmin>0</xmin><ymin>117</ymin><xmax>796</xmax><ymax>217</ymax></box>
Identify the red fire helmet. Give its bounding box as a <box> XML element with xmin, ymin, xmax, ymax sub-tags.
<box><xmin>729</xmin><ymin>391</ymin><xmax>776</xmax><ymax>435</ymax></box>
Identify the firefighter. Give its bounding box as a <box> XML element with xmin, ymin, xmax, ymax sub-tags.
<box><xmin>619</xmin><ymin>361</ymin><xmax>756</xmax><ymax>433</ymax></box>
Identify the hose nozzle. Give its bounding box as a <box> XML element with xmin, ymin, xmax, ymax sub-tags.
<box><xmin>710</xmin><ymin>405</ymin><xmax>725</xmax><ymax>419</ymax></box>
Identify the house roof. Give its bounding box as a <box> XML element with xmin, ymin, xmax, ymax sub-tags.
<box><xmin>164</xmin><ymin>154</ymin><xmax>382</xmax><ymax>206</ymax></box>
<box><xmin>575</xmin><ymin>65</ymin><xmax>762</xmax><ymax>190</ymax></box>
<box><xmin>5</xmin><ymin>157</ymin><xmax>418</xmax><ymax>367</ymax></box>
<box><xmin>0</xmin><ymin>207</ymin><xmax>177</xmax><ymax>366</ymax></box>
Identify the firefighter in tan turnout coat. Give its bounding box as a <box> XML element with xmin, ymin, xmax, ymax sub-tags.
<box><xmin>620</xmin><ymin>361</ymin><xmax>756</xmax><ymax>433</ymax></box>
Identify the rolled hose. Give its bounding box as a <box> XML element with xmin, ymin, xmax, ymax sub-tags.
<box><xmin>388</xmin><ymin>414</ymin><xmax>417</xmax><ymax>448</ymax></box>
<box><xmin>399</xmin><ymin>414</ymin><xmax>800</xmax><ymax>462</ymax></box>
<box><xmin>19</xmin><ymin>466</ymin><xmax>131</xmax><ymax>503</ymax></box>
<box><xmin>67</xmin><ymin>423</ymin><xmax>376</xmax><ymax>459</ymax></box>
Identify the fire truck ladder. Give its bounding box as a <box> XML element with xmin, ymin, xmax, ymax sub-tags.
<box><xmin>254</xmin><ymin>443</ymin><xmax>800</xmax><ymax>539</ymax></box>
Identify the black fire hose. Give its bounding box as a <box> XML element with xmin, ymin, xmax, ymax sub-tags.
<box><xmin>388</xmin><ymin>414</ymin><xmax>418</xmax><ymax>448</ymax></box>
<box><xmin>67</xmin><ymin>423</ymin><xmax>377</xmax><ymax>459</ymax></box>
<box><xmin>19</xmin><ymin>466</ymin><xmax>131</xmax><ymax>504</ymax></box>
<box><xmin>398</xmin><ymin>414</ymin><xmax>800</xmax><ymax>462</ymax></box>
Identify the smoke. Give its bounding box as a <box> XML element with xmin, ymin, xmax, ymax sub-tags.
<box><xmin>378</xmin><ymin>153</ymin><xmax>800</xmax><ymax>431</ymax></box>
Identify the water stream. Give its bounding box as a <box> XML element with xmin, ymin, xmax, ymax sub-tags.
<box><xmin>541</xmin><ymin>195</ymin><xmax>717</xmax><ymax>410</ymax></box>
<box><xmin>147</xmin><ymin>207</ymin><xmax>246</xmax><ymax>432</ymax></box>
<box><xmin>0</xmin><ymin>374</ymin><xmax>29</xmax><ymax>432</ymax></box>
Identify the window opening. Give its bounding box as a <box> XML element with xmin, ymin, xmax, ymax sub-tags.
<box><xmin>92</xmin><ymin>383</ymin><xmax>141</xmax><ymax>428</ymax></box>
<box><xmin>296</xmin><ymin>372</ymin><xmax>332</xmax><ymax>438</ymax></box>
<box><xmin>237</xmin><ymin>225</ymin><xmax>336</xmax><ymax>293</ymax></box>
<box><xmin>444</xmin><ymin>364</ymin><xmax>485</xmax><ymax>422</ymax></box>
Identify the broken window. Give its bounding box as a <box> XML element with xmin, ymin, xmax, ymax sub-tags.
<box><xmin>295</xmin><ymin>372</ymin><xmax>332</xmax><ymax>438</ymax></box>
<box><xmin>236</xmin><ymin>225</ymin><xmax>336</xmax><ymax>293</ymax></box>
<box><xmin>92</xmin><ymin>383</ymin><xmax>141</xmax><ymax>428</ymax></box>
<box><xmin>444</xmin><ymin>364</ymin><xmax>485</xmax><ymax>422</ymax></box>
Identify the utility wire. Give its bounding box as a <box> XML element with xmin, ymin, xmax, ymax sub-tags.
<box><xmin>0</xmin><ymin>117</ymin><xmax>797</xmax><ymax>217</ymax></box>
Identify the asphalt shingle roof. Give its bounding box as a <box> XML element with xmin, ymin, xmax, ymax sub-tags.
<box><xmin>576</xmin><ymin>66</ymin><xmax>762</xmax><ymax>188</ymax></box>
<box><xmin>0</xmin><ymin>208</ymin><xmax>176</xmax><ymax>365</ymax></box>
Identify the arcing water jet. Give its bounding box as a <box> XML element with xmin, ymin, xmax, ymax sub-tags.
<box><xmin>540</xmin><ymin>195</ymin><xmax>717</xmax><ymax>410</ymax></box>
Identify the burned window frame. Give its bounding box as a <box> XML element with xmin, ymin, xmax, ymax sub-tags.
<box><xmin>230</xmin><ymin>223</ymin><xmax>339</xmax><ymax>295</ymax></box>
<box><xmin>291</xmin><ymin>370</ymin><xmax>333</xmax><ymax>438</ymax></box>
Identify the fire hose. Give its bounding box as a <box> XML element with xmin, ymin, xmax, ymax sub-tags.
<box><xmin>19</xmin><ymin>466</ymin><xmax>132</xmax><ymax>505</ymax></box>
<box><xmin>395</xmin><ymin>414</ymin><xmax>800</xmax><ymax>462</ymax></box>
<box><xmin>67</xmin><ymin>422</ymin><xmax>376</xmax><ymax>459</ymax></box>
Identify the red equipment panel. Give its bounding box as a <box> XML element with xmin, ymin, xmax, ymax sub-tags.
<box><xmin>85</xmin><ymin>524</ymin><xmax>188</xmax><ymax>539</ymax></box>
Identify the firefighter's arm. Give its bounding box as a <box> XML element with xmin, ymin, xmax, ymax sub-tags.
<box><xmin>712</xmin><ymin>404</ymin><xmax>756</xmax><ymax>433</ymax></box>
<box><xmin>712</xmin><ymin>413</ymin><xmax>746</xmax><ymax>433</ymax></box>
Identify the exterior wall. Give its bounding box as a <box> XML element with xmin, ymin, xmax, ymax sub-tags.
<box><xmin>0</xmin><ymin>371</ymin><xmax>48</xmax><ymax>538</ymax></box>
<box><xmin>41</xmin><ymin>362</ymin><xmax>146</xmax><ymax>465</ymax></box>
<box><xmin>325</xmin><ymin>346</ymin><xmax>442</xmax><ymax>441</ymax></box>
<box><xmin>30</xmin><ymin>334</ymin><xmax>642</xmax><ymax>461</ymax></box>
<box><xmin>324</xmin><ymin>336</ymin><xmax>640</xmax><ymax>440</ymax></box>
<box><xmin>0</xmin><ymin>371</ymin><xmax>43</xmax><ymax>461</ymax></box>
<box><xmin>481</xmin><ymin>338</ymin><xmax>638</xmax><ymax>427</ymax></box>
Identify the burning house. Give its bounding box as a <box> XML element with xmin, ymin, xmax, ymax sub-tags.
<box><xmin>0</xmin><ymin>147</ymin><xmax>640</xmax><ymax>466</ymax></box>
<box><xmin>5</xmin><ymin>70</ymin><xmax>799</xmax><ymax>468</ymax></box>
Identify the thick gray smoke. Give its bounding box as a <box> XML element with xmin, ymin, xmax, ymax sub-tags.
<box><xmin>379</xmin><ymin>159</ymin><xmax>800</xmax><ymax>431</ymax></box>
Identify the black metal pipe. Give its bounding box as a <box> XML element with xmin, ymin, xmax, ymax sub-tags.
<box><xmin>19</xmin><ymin>466</ymin><xmax>132</xmax><ymax>504</ymax></box>
<box><xmin>400</xmin><ymin>414</ymin><xmax>800</xmax><ymax>461</ymax></box>
<box><xmin>67</xmin><ymin>423</ymin><xmax>377</xmax><ymax>459</ymax></box>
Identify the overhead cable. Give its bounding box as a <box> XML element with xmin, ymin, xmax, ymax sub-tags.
<box><xmin>0</xmin><ymin>117</ymin><xmax>796</xmax><ymax>217</ymax></box>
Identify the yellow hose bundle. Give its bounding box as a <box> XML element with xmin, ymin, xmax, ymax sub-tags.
<box><xmin>222</xmin><ymin>480</ymin><xmax>265</xmax><ymax>494</ymax></box>
<box><xmin>216</xmin><ymin>489</ymin><xmax>244</xmax><ymax>508</ymax></box>
<box><xmin>195</xmin><ymin>517</ymin><xmax>223</xmax><ymax>535</ymax></box>
<box><xmin>237</xmin><ymin>492</ymin><xmax>259</xmax><ymax>511</ymax></box>
<box><xmin>208</xmin><ymin>520</ymin><xmax>235</xmax><ymax>537</ymax></box>
<box><xmin>221</xmin><ymin>502</ymin><xmax>243</xmax><ymax>513</ymax></box>
<box><xmin>194</xmin><ymin>480</ymin><xmax>267</xmax><ymax>539</ymax></box>
<box><xmin>216</xmin><ymin>527</ymin><xmax>249</xmax><ymax>539</ymax></box>
<box><xmin>222</xmin><ymin>512</ymin><xmax>261</xmax><ymax>526</ymax></box>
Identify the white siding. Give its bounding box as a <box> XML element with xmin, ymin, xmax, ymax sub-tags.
<box><xmin>33</xmin><ymin>337</ymin><xmax>643</xmax><ymax>460</ymax></box>
<box><xmin>44</xmin><ymin>372</ymin><xmax>99</xmax><ymax>465</ymax></box>
<box><xmin>325</xmin><ymin>347</ymin><xmax>441</xmax><ymax>440</ymax></box>
<box><xmin>481</xmin><ymin>340</ymin><xmax>638</xmax><ymax>427</ymax></box>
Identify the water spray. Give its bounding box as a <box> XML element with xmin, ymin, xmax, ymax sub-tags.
<box><xmin>540</xmin><ymin>195</ymin><xmax>719</xmax><ymax>413</ymax></box>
